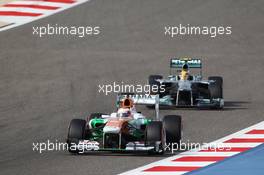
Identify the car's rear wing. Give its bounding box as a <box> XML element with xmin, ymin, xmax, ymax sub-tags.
<box><xmin>170</xmin><ymin>58</ymin><xmax>202</xmax><ymax>69</ymax></box>
<box><xmin>116</xmin><ymin>93</ymin><xmax>160</xmax><ymax>120</ymax></box>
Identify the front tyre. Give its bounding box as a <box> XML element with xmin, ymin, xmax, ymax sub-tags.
<box><xmin>163</xmin><ymin>115</ymin><xmax>182</xmax><ymax>150</ymax></box>
<box><xmin>67</xmin><ymin>119</ymin><xmax>86</xmax><ymax>153</ymax></box>
<box><xmin>146</xmin><ymin>121</ymin><xmax>164</xmax><ymax>154</ymax></box>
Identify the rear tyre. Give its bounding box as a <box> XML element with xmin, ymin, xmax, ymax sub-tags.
<box><xmin>149</xmin><ymin>75</ymin><xmax>163</xmax><ymax>86</ymax></box>
<box><xmin>208</xmin><ymin>76</ymin><xmax>223</xmax><ymax>99</ymax></box>
<box><xmin>67</xmin><ymin>119</ymin><xmax>86</xmax><ymax>153</ymax></box>
<box><xmin>147</xmin><ymin>75</ymin><xmax>163</xmax><ymax>108</ymax></box>
<box><xmin>163</xmin><ymin>115</ymin><xmax>182</xmax><ymax>150</ymax></box>
<box><xmin>209</xmin><ymin>76</ymin><xmax>223</xmax><ymax>85</ymax></box>
<box><xmin>146</xmin><ymin>105</ymin><xmax>155</xmax><ymax>109</ymax></box>
<box><xmin>148</xmin><ymin>75</ymin><xmax>163</xmax><ymax>94</ymax></box>
<box><xmin>146</xmin><ymin>121</ymin><xmax>164</xmax><ymax>154</ymax></box>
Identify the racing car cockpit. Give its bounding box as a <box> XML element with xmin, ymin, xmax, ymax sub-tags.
<box><xmin>180</xmin><ymin>63</ymin><xmax>194</xmax><ymax>81</ymax></box>
<box><xmin>117</xmin><ymin>108</ymin><xmax>132</xmax><ymax>118</ymax></box>
<box><xmin>115</xmin><ymin>96</ymin><xmax>148</xmax><ymax>120</ymax></box>
<box><xmin>116</xmin><ymin>98</ymin><xmax>134</xmax><ymax>117</ymax></box>
<box><xmin>168</xmin><ymin>58</ymin><xmax>202</xmax><ymax>82</ymax></box>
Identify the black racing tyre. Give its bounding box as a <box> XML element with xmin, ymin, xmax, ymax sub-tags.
<box><xmin>67</xmin><ymin>119</ymin><xmax>86</xmax><ymax>153</ymax></box>
<box><xmin>163</xmin><ymin>115</ymin><xmax>182</xmax><ymax>145</ymax></box>
<box><xmin>208</xmin><ymin>76</ymin><xmax>223</xmax><ymax>98</ymax></box>
<box><xmin>145</xmin><ymin>105</ymin><xmax>155</xmax><ymax>109</ymax></box>
<box><xmin>146</xmin><ymin>121</ymin><xmax>164</xmax><ymax>154</ymax></box>
<box><xmin>146</xmin><ymin>121</ymin><xmax>163</xmax><ymax>142</ymax></box>
<box><xmin>148</xmin><ymin>75</ymin><xmax>163</xmax><ymax>94</ymax></box>
<box><xmin>149</xmin><ymin>75</ymin><xmax>163</xmax><ymax>86</ymax></box>
<box><xmin>147</xmin><ymin>75</ymin><xmax>163</xmax><ymax>109</ymax></box>
<box><xmin>209</xmin><ymin>76</ymin><xmax>223</xmax><ymax>85</ymax></box>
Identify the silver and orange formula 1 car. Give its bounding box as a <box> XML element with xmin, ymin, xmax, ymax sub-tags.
<box><xmin>148</xmin><ymin>58</ymin><xmax>224</xmax><ymax>109</ymax></box>
<box><xmin>66</xmin><ymin>94</ymin><xmax>182</xmax><ymax>154</ymax></box>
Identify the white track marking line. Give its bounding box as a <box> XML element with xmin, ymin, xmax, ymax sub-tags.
<box><xmin>148</xmin><ymin>161</ymin><xmax>216</xmax><ymax>167</ymax></box>
<box><xmin>207</xmin><ymin>142</ymin><xmax>261</xmax><ymax>147</ymax></box>
<box><xmin>0</xmin><ymin>16</ymin><xmax>34</xmax><ymax>23</ymax></box>
<box><xmin>7</xmin><ymin>1</ymin><xmax>71</xmax><ymax>6</ymax></box>
<box><xmin>233</xmin><ymin>134</ymin><xmax>264</xmax><ymax>138</ymax></box>
<box><xmin>135</xmin><ymin>172</ymin><xmax>188</xmax><ymax>175</ymax></box>
<box><xmin>181</xmin><ymin>152</ymin><xmax>239</xmax><ymax>156</ymax></box>
<box><xmin>0</xmin><ymin>7</ymin><xmax>55</xmax><ymax>13</ymax></box>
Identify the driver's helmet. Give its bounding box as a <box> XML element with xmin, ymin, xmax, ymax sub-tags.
<box><xmin>182</xmin><ymin>63</ymin><xmax>189</xmax><ymax>71</ymax></box>
<box><xmin>117</xmin><ymin>108</ymin><xmax>131</xmax><ymax>118</ymax></box>
<box><xmin>180</xmin><ymin>64</ymin><xmax>189</xmax><ymax>80</ymax></box>
<box><xmin>120</xmin><ymin>98</ymin><xmax>134</xmax><ymax>108</ymax></box>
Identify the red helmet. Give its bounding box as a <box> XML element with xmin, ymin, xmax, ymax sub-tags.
<box><xmin>120</xmin><ymin>98</ymin><xmax>134</xmax><ymax>108</ymax></box>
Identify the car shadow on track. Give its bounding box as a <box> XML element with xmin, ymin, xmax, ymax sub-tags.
<box><xmin>64</xmin><ymin>151</ymin><xmax>178</xmax><ymax>157</ymax></box>
<box><xmin>144</xmin><ymin>101</ymin><xmax>250</xmax><ymax>111</ymax></box>
<box><xmin>222</xmin><ymin>101</ymin><xmax>250</xmax><ymax>111</ymax></box>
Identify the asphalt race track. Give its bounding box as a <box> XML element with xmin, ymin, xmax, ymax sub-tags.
<box><xmin>0</xmin><ymin>0</ymin><xmax>264</xmax><ymax>174</ymax></box>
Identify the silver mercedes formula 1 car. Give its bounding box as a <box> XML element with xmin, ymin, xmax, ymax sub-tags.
<box><xmin>148</xmin><ymin>58</ymin><xmax>224</xmax><ymax>109</ymax></box>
